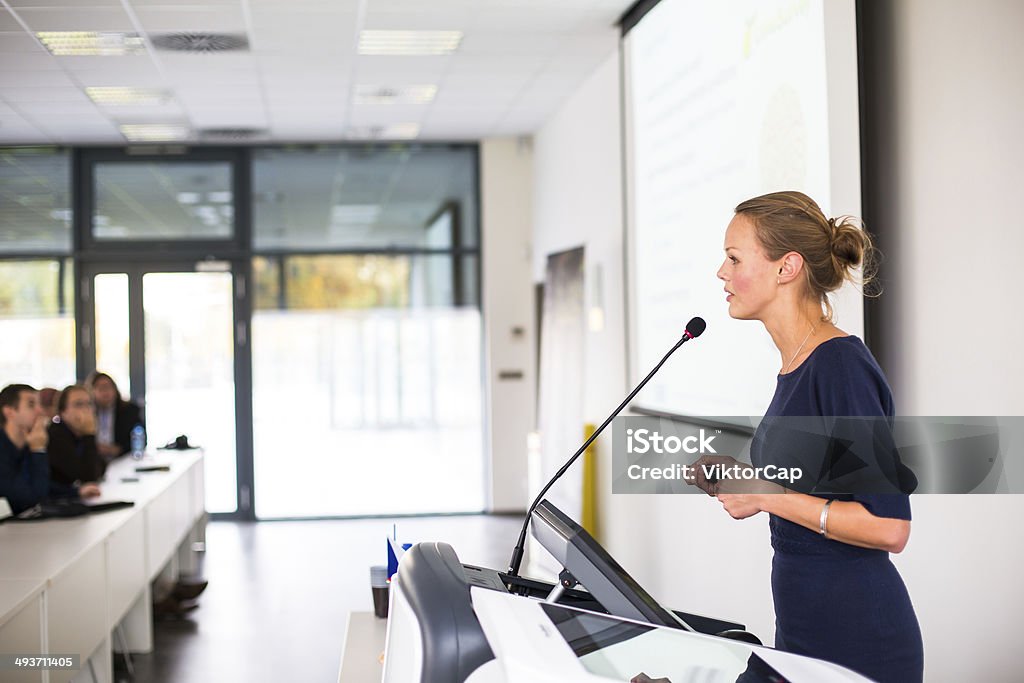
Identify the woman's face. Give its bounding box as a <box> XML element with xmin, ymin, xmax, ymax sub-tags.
<box><xmin>92</xmin><ymin>378</ymin><xmax>116</xmax><ymax>408</ymax></box>
<box><xmin>61</xmin><ymin>388</ymin><xmax>93</xmax><ymax>433</ymax></box>
<box><xmin>716</xmin><ymin>214</ymin><xmax>781</xmax><ymax>321</ymax></box>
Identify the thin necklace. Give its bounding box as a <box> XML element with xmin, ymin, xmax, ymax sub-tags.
<box><xmin>783</xmin><ymin>324</ymin><xmax>816</xmax><ymax>374</ymax></box>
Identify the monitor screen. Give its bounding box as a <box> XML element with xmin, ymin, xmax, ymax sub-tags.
<box><xmin>540</xmin><ymin>603</ymin><xmax>789</xmax><ymax>683</ymax></box>
<box><xmin>531</xmin><ymin>499</ymin><xmax>687</xmax><ymax>630</ymax></box>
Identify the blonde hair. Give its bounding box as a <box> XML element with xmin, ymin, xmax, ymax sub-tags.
<box><xmin>734</xmin><ymin>190</ymin><xmax>879</xmax><ymax>321</ymax></box>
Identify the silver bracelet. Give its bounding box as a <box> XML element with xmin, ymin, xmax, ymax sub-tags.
<box><xmin>819</xmin><ymin>499</ymin><xmax>834</xmax><ymax>537</ymax></box>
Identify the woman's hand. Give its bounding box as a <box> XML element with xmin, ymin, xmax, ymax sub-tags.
<box><xmin>716</xmin><ymin>493</ymin><xmax>765</xmax><ymax>519</ymax></box>
<box><xmin>686</xmin><ymin>454</ymin><xmax>745</xmax><ymax>495</ymax></box>
<box><xmin>714</xmin><ymin>474</ymin><xmax>786</xmax><ymax>520</ymax></box>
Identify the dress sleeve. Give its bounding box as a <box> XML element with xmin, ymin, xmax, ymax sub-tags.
<box><xmin>808</xmin><ymin>344</ymin><xmax>914</xmax><ymax>519</ymax></box>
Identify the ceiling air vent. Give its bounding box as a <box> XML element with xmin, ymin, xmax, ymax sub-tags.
<box><xmin>151</xmin><ymin>33</ymin><xmax>249</xmax><ymax>53</ymax></box>
<box><xmin>198</xmin><ymin>128</ymin><xmax>267</xmax><ymax>142</ymax></box>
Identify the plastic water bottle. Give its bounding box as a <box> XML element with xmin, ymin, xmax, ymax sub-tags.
<box><xmin>130</xmin><ymin>425</ymin><xmax>146</xmax><ymax>460</ymax></box>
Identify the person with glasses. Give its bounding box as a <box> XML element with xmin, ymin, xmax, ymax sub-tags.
<box><xmin>48</xmin><ymin>384</ymin><xmax>105</xmax><ymax>488</ymax></box>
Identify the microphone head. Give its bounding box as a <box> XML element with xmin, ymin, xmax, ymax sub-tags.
<box><xmin>685</xmin><ymin>317</ymin><xmax>707</xmax><ymax>339</ymax></box>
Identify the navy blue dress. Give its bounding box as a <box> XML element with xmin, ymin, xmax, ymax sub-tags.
<box><xmin>750</xmin><ymin>336</ymin><xmax>924</xmax><ymax>683</ymax></box>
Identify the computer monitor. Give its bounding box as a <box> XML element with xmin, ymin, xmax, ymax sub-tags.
<box><xmin>530</xmin><ymin>499</ymin><xmax>692</xmax><ymax>630</ymax></box>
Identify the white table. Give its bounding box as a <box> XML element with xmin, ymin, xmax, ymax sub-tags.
<box><xmin>337</xmin><ymin>611</ymin><xmax>387</xmax><ymax>683</ymax></box>
<box><xmin>0</xmin><ymin>450</ymin><xmax>205</xmax><ymax>683</ymax></box>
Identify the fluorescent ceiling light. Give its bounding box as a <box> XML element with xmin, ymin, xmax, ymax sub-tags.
<box><xmin>37</xmin><ymin>32</ymin><xmax>146</xmax><ymax>57</ymax></box>
<box><xmin>332</xmin><ymin>204</ymin><xmax>381</xmax><ymax>224</ymax></box>
<box><xmin>86</xmin><ymin>87</ymin><xmax>171</xmax><ymax>106</ymax></box>
<box><xmin>355</xmin><ymin>85</ymin><xmax>438</xmax><ymax>105</ymax></box>
<box><xmin>345</xmin><ymin>123</ymin><xmax>421</xmax><ymax>140</ymax></box>
<box><xmin>358</xmin><ymin>30</ymin><xmax>462</xmax><ymax>56</ymax></box>
<box><xmin>383</xmin><ymin>123</ymin><xmax>421</xmax><ymax>139</ymax></box>
<box><xmin>119</xmin><ymin>124</ymin><xmax>189</xmax><ymax>142</ymax></box>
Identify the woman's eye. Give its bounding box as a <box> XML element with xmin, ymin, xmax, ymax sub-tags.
<box><xmin>729</xmin><ymin>256</ymin><xmax>738</xmax><ymax>263</ymax></box>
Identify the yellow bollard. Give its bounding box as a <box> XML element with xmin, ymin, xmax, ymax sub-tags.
<box><xmin>581</xmin><ymin>423</ymin><xmax>598</xmax><ymax>540</ymax></box>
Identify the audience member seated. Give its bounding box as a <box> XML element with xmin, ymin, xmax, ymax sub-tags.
<box><xmin>87</xmin><ymin>371</ymin><xmax>143</xmax><ymax>463</ymax></box>
<box><xmin>48</xmin><ymin>384</ymin><xmax>105</xmax><ymax>487</ymax></box>
<box><xmin>0</xmin><ymin>383</ymin><xmax>101</xmax><ymax>515</ymax></box>
<box><xmin>38</xmin><ymin>387</ymin><xmax>60</xmax><ymax>421</ymax></box>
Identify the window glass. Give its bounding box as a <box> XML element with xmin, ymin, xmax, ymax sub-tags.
<box><xmin>0</xmin><ymin>148</ymin><xmax>71</xmax><ymax>254</ymax></box>
<box><xmin>93</xmin><ymin>161</ymin><xmax>233</xmax><ymax>240</ymax></box>
<box><xmin>251</xmin><ymin>253</ymin><xmax>484</xmax><ymax>517</ymax></box>
<box><xmin>0</xmin><ymin>259</ymin><xmax>75</xmax><ymax>388</ymax></box>
<box><xmin>252</xmin><ymin>146</ymin><xmax>478</xmax><ymax>251</ymax></box>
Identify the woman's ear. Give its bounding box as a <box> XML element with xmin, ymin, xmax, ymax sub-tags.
<box><xmin>777</xmin><ymin>252</ymin><xmax>804</xmax><ymax>285</ymax></box>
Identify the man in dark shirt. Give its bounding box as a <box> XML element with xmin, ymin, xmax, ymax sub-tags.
<box><xmin>0</xmin><ymin>383</ymin><xmax>100</xmax><ymax>515</ymax></box>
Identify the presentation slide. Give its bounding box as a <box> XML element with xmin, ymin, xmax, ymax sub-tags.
<box><xmin>623</xmin><ymin>0</ymin><xmax>863</xmax><ymax>421</ymax></box>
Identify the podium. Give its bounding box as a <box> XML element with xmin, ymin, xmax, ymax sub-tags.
<box><xmin>377</xmin><ymin>499</ymin><xmax>870</xmax><ymax>683</ymax></box>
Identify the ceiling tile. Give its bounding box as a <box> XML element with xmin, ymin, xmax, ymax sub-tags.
<box><xmin>0</xmin><ymin>51</ymin><xmax>58</xmax><ymax>70</ymax></box>
<box><xmin>0</xmin><ymin>32</ymin><xmax>47</xmax><ymax>53</ymax></box>
<box><xmin>444</xmin><ymin>55</ymin><xmax>548</xmax><ymax>77</ymax></box>
<box><xmin>247</xmin><ymin>9</ymin><xmax>360</xmax><ymax>54</ymax></box>
<box><xmin>189</xmin><ymin>106</ymin><xmax>268</xmax><ymax>128</ymax></box>
<box><xmin>466</xmin><ymin>8</ymin><xmax>590</xmax><ymax>33</ymax></box>
<box><xmin>67</xmin><ymin>68</ymin><xmax>164</xmax><ymax>87</ymax></box>
<box><xmin>176</xmin><ymin>84</ymin><xmax>263</xmax><ymax>103</ymax></box>
<box><xmin>1</xmin><ymin>10</ymin><xmax>26</xmax><ymax>33</ymax></box>
<box><xmin>0</xmin><ymin>69</ymin><xmax>76</xmax><ymax>87</ymax></box>
<box><xmin>457</xmin><ymin>32</ymin><xmax>563</xmax><ymax>56</ymax></box>
<box><xmin>264</xmin><ymin>88</ymin><xmax>349</xmax><ymax>106</ymax></box>
<box><xmin>0</xmin><ymin>126</ymin><xmax>50</xmax><ymax>144</ymax></box>
<box><xmin>133</xmin><ymin>6</ymin><xmax>247</xmax><ymax>33</ymax></box>
<box><xmin>347</xmin><ymin>106</ymin><xmax>425</xmax><ymax>126</ymax></box>
<box><xmin>16</xmin><ymin>7</ymin><xmax>134</xmax><ymax>32</ymax></box>
<box><xmin>93</xmin><ymin>102</ymin><xmax>185</xmax><ymax>120</ymax></box>
<box><xmin>2</xmin><ymin>86</ymin><xmax>90</xmax><ymax>103</ymax></box>
<box><xmin>0</xmin><ymin>0</ymin><xmax>639</xmax><ymax>142</ymax></box>
<box><xmin>353</xmin><ymin>55</ymin><xmax>451</xmax><ymax>83</ymax></box>
<box><xmin>129</xmin><ymin>0</ymin><xmax>242</xmax><ymax>5</ymax></box>
<box><xmin>8</xmin><ymin>0</ymin><xmax>125</xmax><ymax>7</ymax></box>
<box><xmin>362</xmin><ymin>10</ymin><xmax>467</xmax><ymax>31</ymax></box>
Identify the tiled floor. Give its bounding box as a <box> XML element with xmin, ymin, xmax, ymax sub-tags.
<box><xmin>123</xmin><ymin>515</ymin><xmax>522</xmax><ymax>682</ymax></box>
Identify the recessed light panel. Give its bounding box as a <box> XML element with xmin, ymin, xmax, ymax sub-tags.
<box><xmin>37</xmin><ymin>32</ymin><xmax>146</xmax><ymax>57</ymax></box>
<box><xmin>346</xmin><ymin>123</ymin><xmax>421</xmax><ymax>140</ymax></box>
<box><xmin>358</xmin><ymin>30</ymin><xmax>462</xmax><ymax>56</ymax></box>
<box><xmin>86</xmin><ymin>87</ymin><xmax>172</xmax><ymax>106</ymax></box>
<box><xmin>355</xmin><ymin>85</ymin><xmax>438</xmax><ymax>105</ymax></box>
<box><xmin>119</xmin><ymin>124</ymin><xmax>189</xmax><ymax>142</ymax></box>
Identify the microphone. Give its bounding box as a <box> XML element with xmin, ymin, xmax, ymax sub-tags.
<box><xmin>505</xmin><ymin>316</ymin><xmax>706</xmax><ymax>579</ymax></box>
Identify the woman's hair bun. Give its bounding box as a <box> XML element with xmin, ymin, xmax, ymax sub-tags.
<box><xmin>830</xmin><ymin>216</ymin><xmax>866</xmax><ymax>270</ymax></box>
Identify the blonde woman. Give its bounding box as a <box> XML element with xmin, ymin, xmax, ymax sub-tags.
<box><xmin>708</xmin><ymin>191</ymin><xmax>923</xmax><ymax>682</ymax></box>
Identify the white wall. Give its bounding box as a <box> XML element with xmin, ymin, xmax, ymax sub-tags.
<box><xmin>532</xmin><ymin>53</ymin><xmax>641</xmax><ymax>555</ymax></box>
<box><xmin>530</xmin><ymin>2</ymin><xmax>1024</xmax><ymax>680</ymax></box>
<box><xmin>864</xmin><ymin>2</ymin><xmax>1024</xmax><ymax>680</ymax></box>
<box><xmin>480</xmin><ymin>137</ymin><xmax>535</xmax><ymax>513</ymax></box>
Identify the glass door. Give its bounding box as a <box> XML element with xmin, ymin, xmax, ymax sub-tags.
<box><xmin>82</xmin><ymin>262</ymin><xmax>246</xmax><ymax>515</ymax></box>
